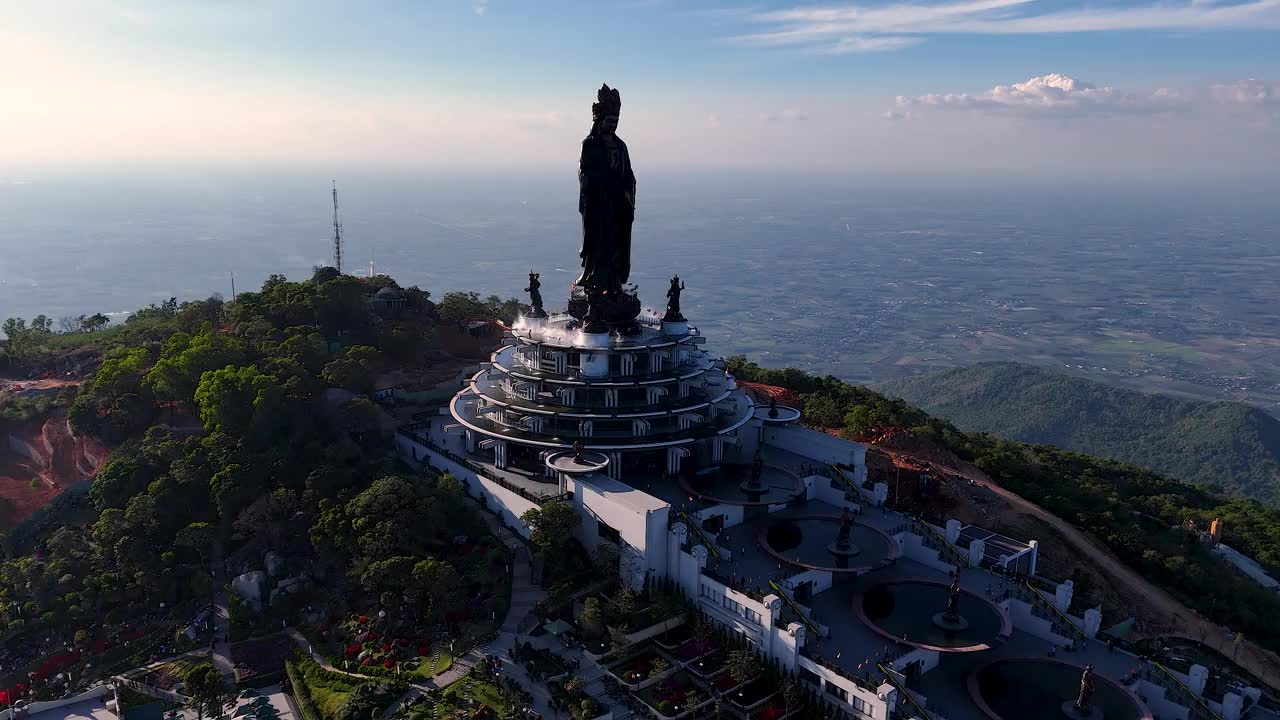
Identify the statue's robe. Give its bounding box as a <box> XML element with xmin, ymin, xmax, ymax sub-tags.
<box><xmin>577</xmin><ymin>130</ymin><xmax>636</xmax><ymax>292</ymax></box>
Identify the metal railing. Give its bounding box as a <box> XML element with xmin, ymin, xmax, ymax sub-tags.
<box><xmin>910</xmin><ymin>516</ymin><xmax>970</xmax><ymax>569</ymax></box>
<box><xmin>767</xmin><ymin>580</ymin><xmax>821</xmax><ymax>636</ymax></box>
<box><xmin>1005</xmin><ymin>581</ymin><xmax>1086</xmax><ymax>642</ymax></box>
<box><xmin>798</xmin><ymin>647</ymin><xmax>882</xmax><ymax>694</ymax></box>
<box><xmin>680</xmin><ymin>512</ymin><xmax>722</xmax><ymax>561</ymax></box>
<box><xmin>878</xmin><ymin>663</ymin><xmax>935</xmax><ymax>720</ymax></box>
<box><xmin>397</xmin><ymin>424</ymin><xmax>571</xmax><ymax>505</ymax></box>
<box><xmin>1139</xmin><ymin>663</ymin><xmax>1224</xmax><ymax>720</ymax></box>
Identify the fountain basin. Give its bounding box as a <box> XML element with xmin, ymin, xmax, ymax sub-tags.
<box><xmin>969</xmin><ymin>658</ymin><xmax>1154</xmax><ymax>720</ymax></box>
<box><xmin>855</xmin><ymin>579</ymin><xmax>1011</xmax><ymax>652</ymax></box>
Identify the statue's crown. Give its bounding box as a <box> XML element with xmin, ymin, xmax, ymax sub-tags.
<box><xmin>593</xmin><ymin>83</ymin><xmax>622</xmax><ymax>116</ymax></box>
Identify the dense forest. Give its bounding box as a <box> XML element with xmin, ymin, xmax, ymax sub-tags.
<box><xmin>0</xmin><ymin>270</ymin><xmax>520</xmax><ymax>687</ymax></box>
<box><xmin>728</xmin><ymin>356</ymin><xmax>1280</xmax><ymax>652</ymax></box>
<box><xmin>879</xmin><ymin>361</ymin><xmax>1280</xmax><ymax>506</ymax></box>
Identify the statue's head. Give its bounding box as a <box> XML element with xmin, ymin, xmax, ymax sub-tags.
<box><xmin>593</xmin><ymin>84</ymin><xmax>622</xmax><ymax>135</ymax></box>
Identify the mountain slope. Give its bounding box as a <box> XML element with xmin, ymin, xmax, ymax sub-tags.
<box><xmin>878</xmin><ymin>361</ymin><xmax>1280</xmax><ymax>506</ymax></box>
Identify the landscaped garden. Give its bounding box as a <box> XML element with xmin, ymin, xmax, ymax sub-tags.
<box><xmin>686</xmin><ymin>651</ymin><xmax>725</xmax><ymax>679</ymax></box>
<box><xmin>636</xmin><ymin>670</ymin><xmax>713</xmax><ymax>719</ymax></box>
<box><xmin>393</xmin><ymin>674</ymin><xmax>529</xmax><ymax>720</ymax></box>
<box><xmin>286</xmin><ymin>654</ymin><xmax>404</xmax><ymax>720</ymax></box>
<box><xmin>305</xmin><ymin>613</ymin><xmax>455</xmax><ymax>679</ymax></box>
<box><xmin>607</xmin><ymin>647</ymin><xmax>676</xmax><ymax>687</ymax></box>
<box><xmin>548</xmin><ymin>674</ymin><xmax>604</xmax><ymax>720</ymax></box>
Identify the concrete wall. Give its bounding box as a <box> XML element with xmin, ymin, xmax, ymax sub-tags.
<box><xmin>765</xmin><ymin>425</ymin><xmax>867</xmax><ymax>471</ymax></box>
<box><xmin>797</xmin><ymin>655</ymin><xmax>891</xmax><ymax>720</ymax></box>
<box><xmin>1</xmin><ymin>685</ymin><xmax>111</xmax><ymax>720</ymax></box>
<box><xmin>896</xmin><ymin>531</ymin><xmax>958</xmax><ymax>575</ymax></box>
<box><xmin>1133</xmin><ymin>681</ymin><xmax>1190</xmax><ymax>720</ymax></box>
<box><xmin>1003</xmin><ymin>598</ymin><xmax>1073</xmax><ymax>647</ymax></box>
<box><xmin>398</xmin><ymin>434</ymin><xmax>538</xmax><ymax>539</ymax></box>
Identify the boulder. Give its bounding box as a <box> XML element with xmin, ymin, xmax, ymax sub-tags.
<box><xmin>231</xmin><ymin>570</ymin><xmax>268</xmax><ymax>609</ymax></box>
<box><xmin>264</xmin><ymin>551</ymin><xmax>286</xmax><ymax>577</ymax></box>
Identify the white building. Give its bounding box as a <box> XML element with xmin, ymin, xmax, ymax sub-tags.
<box><xmin>396</xmin><ymin>289</ymin><xmax>1270</xmax><ymax>720</ymax></box>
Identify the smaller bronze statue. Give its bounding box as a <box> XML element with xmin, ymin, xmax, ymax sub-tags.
<box><xmin>836</xmin><ymin>507</ymin><xmax>853</xmax><ymax>548</ymax></box>
<box><xmin>572</xmin><ymin>440</ymin><xmax>584</xmax><ymax>459</ymax></box>
<box><xmin>1073</xmin><ymin>664</ymin><xmax>1096</xmax><ymax>715</ymax></box>
<box><xmin>525</xmin><ymin>270</ymin><xmax>546</xmax><ymax>318</ymax></box>
<box><xmin>932</xmin><ymin>570</ymin><xmax>969</xmax><ymax>631</ymax></box>
<box><xmin>768</xmin><ymin>396</ymin><xmax>779</xmax><ymax>419</ymax></box>
<box><xmin>663</xmin><ymin>275</ymin><xmax>686</xmax><ymax>322</ymax></box>
<box><xmin>751</xmin><ymin>452</ymin><xmax>764</xmax><ymax>485</ymax></box>
<box><xmin>944</xmin><ymin>572</ymin><xmax>962</xmax><ymax>620</ymax></box>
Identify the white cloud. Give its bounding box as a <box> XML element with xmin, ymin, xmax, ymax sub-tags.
<box><xmin>1210</xmin><ymin>78</ymin><xmax>1280</xmax><ymax>107</ymax></box>
<box><xmin>825</xmin><ymin>35</ymin><xmax>924</xmax><ymax>53</ymax></box>
<box><xmin>473</xmin><ymin>0</ymin><xmax>488</xmax><ymax>16</ymax></box>
<box><xmin>761</xmin><ymin>108</ymin><xmax>809</xmax><ymax>122</ymax></box>
<box><xmin>895</xmin><ymin>73</ymin><xmax>1188</xmax><ymax>116</ymax></box>
<box><xmin>734</xmin><ymin>0</ymin><xmax>1280</xmax><ymax>53</ymax></box>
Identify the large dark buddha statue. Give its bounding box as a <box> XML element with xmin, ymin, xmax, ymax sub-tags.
<box><xmin>577</xmin><ymin>84</ymin><xmax>636</xmax><ymax>294</ymax></box>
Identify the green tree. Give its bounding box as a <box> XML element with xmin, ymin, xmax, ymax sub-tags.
<box><xmin>183</xmin><ymin>662</ymin><xmax>230</xmax><ymax>720</ymax></box>
<box><xmin>521</xmin><ymin>501</ymin><xmax>581</xmax><ymax>557</ymax></box>
<box><xmin>728</xmin><ymin>646</ymin><xmax>759</xmax><ymax>687</ymax></box>
<box><xmin>194</xmin><ymin>365</ymin><xmax>275</xmax><ymax>435</ymax></box>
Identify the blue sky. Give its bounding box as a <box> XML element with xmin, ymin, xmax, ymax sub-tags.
<box><xmin>4</xmin><ymin>1</ymin><xmax>1278</xmax><ymax>177</ymax></box>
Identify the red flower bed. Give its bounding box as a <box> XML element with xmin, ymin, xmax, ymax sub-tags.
<box><xmin>714</xmin><ymin>674</ymin><xmax>742</xmax><ymax>692</ymax></box>
<box><xmin>356</xmin><ymin>615</ymin><xmax>369</xmax><ymax>624</ymax></box>
<box><xmin>383</xmin><ymin>659</ymin><xmax>396</xmax><ymax>669</ymax></box>
<box><xmin>381</xmin><ymin>643</ymin><xmax>392</xmax><ymax>653</ymax></box>
<box><xmin>345</xmin><ymin>644</ymin><xmax>361</xmax><ymax>658</ymax></box>
<box><xmin>361</xmin><ymin>656</ymin><xmax>373</xmax><ymax>666</ymax></box>
<box><xmin>752</xmin><ymin>698</ymin><xmax>788</xmax><ymax>720</ymax></box>
<box><xmin>32</xmin><ymin>651</ymin><xmax>81</xmax><ymax>682</ymax></box>
<box><xmin>418</xmin><ymin>645</ymin><xmax>431</xmax><ymax>656</ymax></box>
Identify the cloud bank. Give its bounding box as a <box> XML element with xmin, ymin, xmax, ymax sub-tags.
<box><xmin>736</xmin><ymin>0</ymin><xmax>1280</xmax><ymax>53</ymax></box>
<box><xmin>891</xmin><ymin>74</ymin><xmax>1280</xmax><ymax>120</ymax></box>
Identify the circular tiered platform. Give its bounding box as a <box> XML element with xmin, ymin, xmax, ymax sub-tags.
<box><xmin>969</xmin><ymin>659</ymin><xmax>1153</xmax><ymax>720</ymax></box>
<box><xmin>755</xmin><ymin>515</ymin><xmax>899</xmax><ymax>573</ymax></box>
<box><xmin>855</xmin><ymin>579</ymin><xmax>1012</xmax><ymax>652</ymax></box>
<box><xmin>448</xmin><ymin>306</ymin><xmax>758</xmax><ymax>484</ymax></box>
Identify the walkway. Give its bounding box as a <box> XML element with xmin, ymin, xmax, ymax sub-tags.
<box><xmin>210</xmin><ymin>541</ymin><xmax>235</xmax><ymax>679</ymax></box>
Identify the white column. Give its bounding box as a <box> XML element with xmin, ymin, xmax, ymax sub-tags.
<box><xmin>678</xmin><ymin>380</ymin><xmax>691</xmax><ymax>399</ymax></box>
<box><xmin>493</xmin><ymin>440</ymin><xmax>508</xmax><ymax>469</ymax></box>
<box><xmin>548</xmin><ymin>351</ymin><xmax>567</xmax><ymax>375</ymax></box>
<box><xmin>968</xmin><ymin>538</ymin><xmax>986</xmax><ymax>568</ymax></box>
<box><xmin>710</xmin><ymin>437</ymin><xmax>723</xmax><ymax>464</ymax></box>
<box><xmin>556</xmin><ymin>387</ymin><xmax>576</xmax><ymax>406</ymax></box>
<box><xmin>678</xmin><ymin>412</ymin><xmax>702</xmax><ymax>431</ymax></box>
<box><xmin>465</xmin><ymin>430</ymin><xmax>475</xmax><ymax>453</ymax></box>
<box><xmin>608</xmin><ymin>451</ymin><xmax>622</xmax><ymax>481</ymax></box>
<box><xmin>631</xmin><ymin>419</ymin><xmax>650</xmax><ymax>437</ymax></box>
<box><xmin>578</xmin><ymin>420</ymin><xmax>594</xmax><ymax>438</ymax></box>
<box><xmin>1224</xmin><ymin>693</ymin><xmax>1244</xmax><ymax>720</ymax></box>
<box><xmin>620</xmin><ymin>353</ymin><xmax>636</xmax><ymax>375</ymax></box>
<box><xmin>667</xmin><ymin>446</ymin><xmax>690</xmax><ymax>475</ymax></box>
<box><xmin>647</xmin><ymin>386</ymin><xmax>667</xmax><ymax>405</ymax></box>
<box><xmin>604</xmin><ymin>388</ymin><xmax>619</xmax><ymax>408</ymax></box>
<box><xmin>1027</xmin><ymin>540</ymin><xmax>1039</xmax><ymax>577</ymax></box>
<box><xmin>945</xmin><ymin>519</ymin><xmax>962</xmax><ymax>545</ymax></box>
<box><xmin>1055</xmin><ymin>580</ymin><xmax>1074</xmax><ymax>612</ymax></box>
<box><xmin>1083</xmin><ymin>608</ymin><xmax>1102</xmax><ymax>638</ymax></box>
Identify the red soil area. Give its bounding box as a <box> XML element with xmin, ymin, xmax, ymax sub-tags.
<box><xmin>0</xmin><ymin>414</ymin><xmax>106</xmax><ymax>529</ymax></box>
<box><xmin>737</xmin><ymin>381</ymin><xmax>802</xmax><ymax>407</ymax></box>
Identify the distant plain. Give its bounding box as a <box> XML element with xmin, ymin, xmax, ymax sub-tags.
<box><xmin>2</xmin><ymin>169</ymin><xmax>1277</xmax><ymax>411</ymax></box>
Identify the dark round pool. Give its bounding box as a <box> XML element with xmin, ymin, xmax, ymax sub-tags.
<box><xmin>970</xmin><ymin>659</ymin><xmax>1153</xmax><ymax>720</ymax></box>
<box><xmin>856</xmin><ymin>579</ymin><xmax>1011</xmax><ymax>651</ymax></box>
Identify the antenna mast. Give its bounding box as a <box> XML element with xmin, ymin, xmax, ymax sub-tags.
<box><xmin>331</xmin><ymin>180</ymin><xmax>343</xmax><ymax>274</ymax></box>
